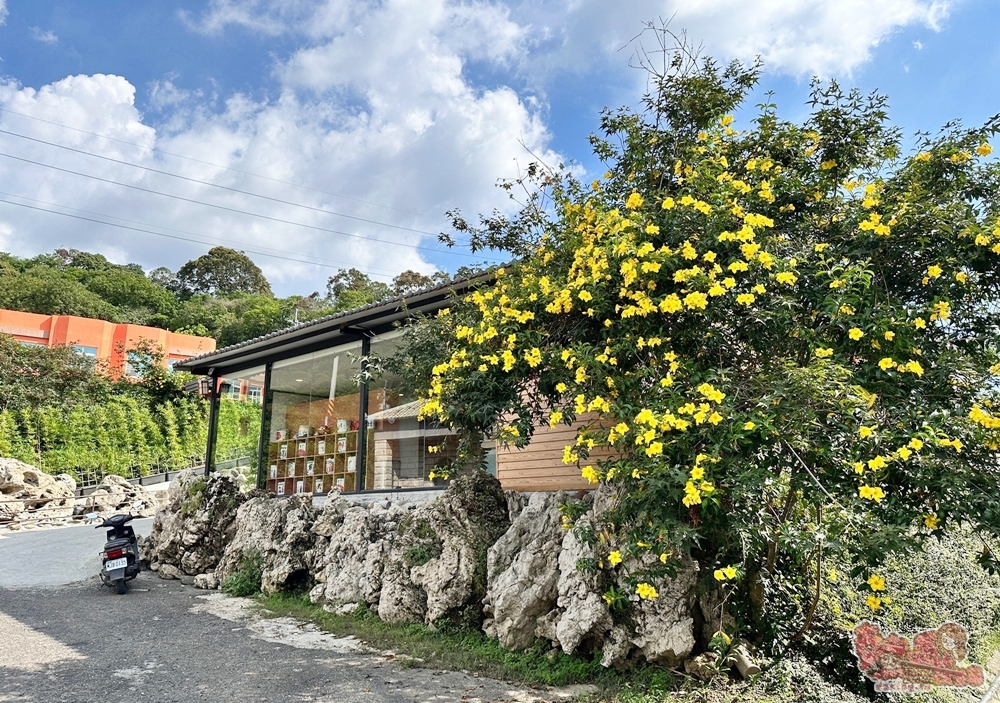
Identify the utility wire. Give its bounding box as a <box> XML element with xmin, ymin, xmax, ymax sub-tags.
<box><xmin>0</xmin><ymin>105</ymin><xmax>438</xmax><ymax>220</ymax></box>
<box><xmin>0</xmin><ymin>190</ymin><xmax>405</xmax><ymax>278</ymax></box>
<box><xmin>0</xmin><ymin>196</ymin><xmax>401</xmax><ymax>281</ymax></box>
<box><xmin>0</xmin><ymin>149</ymin><xmax>498</xmax><ymax>261</ymax></box>
<box><xmin>0</xmin><ymin>126</ymin><xmax>439</xmax><ymax>235</ymax></box>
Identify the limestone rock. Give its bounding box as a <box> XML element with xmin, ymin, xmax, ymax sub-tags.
<box><xmin>194</xmin><ymin>573</ymin><xmax>219</xmax><ymax>590</ymax></box>
<box><xmin>378</xmin><ymin>471</ymin><xmax>510</xmax><ymax>626</ymax></box>
<box><xmin>313</xmin><ymin>498</ymin><xmax>405</xmax><ymax>606</ymax></box>
<box><xmin>0</xmin><ymin>458</ymin><xmax>75</xmax><ymax>524</ymax></box>
<box><xmin>146</xmin><ymin>470</ymin><xmax>252</xmax><ymax>576</ymax></box>
<box><xmin>158</xmin><ymin>563</ymin><xmax>182</xmax><ymax>580</ymax></box>
<box><xmin>555</xmin><ymin>514</ymin><xmax>613</xmax><ymax>655</ymax></box>
<box><xmin>684</xmin><ymin>652</ymin><xmax>719</xmax><ymax>681</ymax></box>
<box><xmin>85</xmin><ymin>474</ymin><xmax>159</xmax><ymax>518</ymax></box>
<box><xmin>484</xmin><ymin>491</ymin><xmax>567</xmax><ymax>651</ymax></box>
<box><xmin>216</xmin><ymin>494</ymin><xmax>319</xmax><ymax>594</ymax></box>
<box><xmin>627</xmin><ymin>563</ymin><xmax>698</xmax><ymax>666</ymax></box>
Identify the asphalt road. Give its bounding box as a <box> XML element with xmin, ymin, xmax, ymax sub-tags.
<box><xmin>0</xmin><ymin>526</ymin><xmax>578</xmax><ymax>703</ymax></box>
<box><xmin>0</xmin><ymin>519</ymin><xmax>155</xmax><ymax>588</ymax></box>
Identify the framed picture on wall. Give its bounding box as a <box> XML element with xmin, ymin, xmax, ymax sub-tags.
<box><xmin>337</xmin><ymin>437</ymin><xmax>347</xmax><ymax>453</ymax></box>
<box><xmin>288</xmin><ymin>461</ymin><xmax>296</xmax><ymax>477</ymax></box>
<box><xmin>335</xmin><ymin>477</ymin><xmax>345</xmax><ymax>492</ymax></box>
<box><xmin>314</xmin><ymin>478</ymin><xmax>324</xmax><ymax>494</ymax></box>
<box><xmin>276</xmin><ymin>482</ymin><xmax>285</xmax><ymax>496</ymax></box>
<box><xmin>297</xmin><ymin>442</ymin><xmax>308</xmax><ymax>457</ymax></box>
<box><xmin>296</xmin><ymin>480</ymin><xmax>304</xmax><ymax>494</ymax></box>
<box><xmin>306</xmin><ymin>460</ymin><xmax>315</xmax><ymax>475</ymax></box>
<box><xmin>317</xmin><ymin>439</ymin><xmax>326</xmax><ymax>455</ymax></box>
<box><xmin>347</xmin><ymin>456</ymin><xmax>356</xmax><ymax>473</ymax></box>
<box><xmin>274</xmin><ymin>429</ymin><xmax>287</xmax><ymax>441</ymax></box>
<box><xmin>269</xmin><ymin>464</ymin><xmax>277</xmax><ymax>479</ymax></box>
<box><xmin>325</xmin><ymin>458</ymin><xmax>335</xmax><ymax>473</ymax></box>
<box><xmin>279</xmin><ymin>444</ymin><xmax>288</xmax><ymax>460</ymax></box>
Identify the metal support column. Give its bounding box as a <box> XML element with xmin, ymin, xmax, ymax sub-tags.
<box><xmin>356</xmin><ymin>336</ymin><xmax>371</xmax><ymax>491</ymax></box>
<box><xmin>255</xmin><ymin>363</ymin><xmax>273</xmax><ymax>489</ymax></box>
<box><xmin>204</xmin><ymin>372</ymin><xmax>220</xmax><ymax>477</ymax></box>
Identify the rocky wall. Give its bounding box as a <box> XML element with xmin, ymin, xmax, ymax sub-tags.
<box><xmin>145</xmin><ymin>469</ymin><xmax>700</xmax><ymax>669</ymax></box>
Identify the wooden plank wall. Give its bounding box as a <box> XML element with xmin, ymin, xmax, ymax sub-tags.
<box><xmin>496</xmin><ymin>414</ymin><xmax>618</xmax><ymax>492</ymax></box>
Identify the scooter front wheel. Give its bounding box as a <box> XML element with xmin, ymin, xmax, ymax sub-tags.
<box><xmin>115</xmin><ymin>579</ymin><xmax>126</xmax><ymax>595</ymax></box>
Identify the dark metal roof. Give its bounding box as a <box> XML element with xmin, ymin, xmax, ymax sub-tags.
<box><xmin>173</xmin><ymin>270</ymin><xmax>495</xmax><ymax>376</ymax></box>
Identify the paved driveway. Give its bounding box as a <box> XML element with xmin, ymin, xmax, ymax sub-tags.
<box><xmin>0</xmin><ymin>526</ymin><xmax>580</xmax><ymax>703</ymax></box>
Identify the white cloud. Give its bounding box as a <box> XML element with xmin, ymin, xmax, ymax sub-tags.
<box><xmin>0</xmin><ymin>1</ymin><xmax>556</xmax><ymax>296</ymax></box>
<box><xmin>30</xmin><ymin>27</ymin><xmax>58</xmax><ymax>45</ymax></box>
<box><xmin>514</xmin><ymin>0</ymin><xmax>952</xmax><ymax>78</ymax></box>
<box><xmin>0</xmin><ymin>1</ymin><xmax>7</xmax><ymax>25</ymax></box>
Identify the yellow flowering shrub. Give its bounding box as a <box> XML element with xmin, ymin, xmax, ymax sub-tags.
<box><xmin>415</xmin><ymin>50</ymin><xmax>1000</xmax><ymax>646</ymax></box>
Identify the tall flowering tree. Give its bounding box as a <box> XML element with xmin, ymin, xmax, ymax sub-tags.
<box><xmin>419</xmin><ymin>42</ymin><xmax>1000</xmax><ymax>643</ymax></box>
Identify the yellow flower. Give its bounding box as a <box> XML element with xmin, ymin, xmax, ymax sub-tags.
<box><xmin>896</xmin><ymin>447</ymin><xmax>912</xmax><ymax>461</ymax></box>
<box><xmin>821</xmin><ymin>159</ymin><xmax>837</xmax><ymax>170</ymax></box>
<box><xmin>867</xmin><ymin>574</ymin><xmax>886</xmax><ymax>591</ymax></box>
<box><xmin>814</xmin><ymin>242</ymin><xmax>830</xmax><ymax>252</ymax></box>
<box><xmin>914</xmin><ymin>317</ymin><xmax>926</xmax><ymax>329</ymax></box>
<box><xmin>636</xmin><ymin>583</ymin><xmax>659</xmax><ymax>600</ymax></box>
<box><xmin>684</xmin><ymin>291</ymin><xmax>709</xmax><ymax>310</ymax></box>
<box><xmin>608</xmin><ymin>550</ymin><xmax>623</xmax><ymax>566</ymax></box>
<box><xmin>713</xmin><ymin>569</ymin><xmax>726</xmax><ymax>581</ymax></box>
<box><xmin>867</xmin><ymin>455</ymin><xmax>887</xmax><ymax>471</ymax></box>
<box><xmin>859</xmin><ymin>426</ymin><xmax>874</xmax><ymax>438</ymax></box>
<box><xmin>924</xmin><ymin>514</ymin><xmax>940</xmax><ymax>529</ymax></box>
<box><xmin>914</xmin><ymin>151</ymin><xmax>931</xmax><ymax>162</ymax></box>
<box><xmin>859</xmin><ymin>485</ymin><xmax>886</xmax><ymax>502</ymax></box>
<box><xmin>555</xmin><ymin>382</ymin><xmax>567</xmax><ymax>393</ymax></box>
<box><xmin>743</xmin><ymin>421</ymin><xmax>756</xmax><ymax>431</ymax></box>
<box><xmin>548</xmin><ymin>411</ymin><xmax>564</xmax><ymax>428</ymax></box>
<box><xmin>977</xmin><ymin>143</ymin><xmax>993</xmax><ymax>156</ymax></box>
<box><xmin>849</xmin><ymin>328</ymin><xmax>864</xmax><ymax>341</ymax></box>
<box><xmin>927</xmin><ymin>265</ymin><xmax>943</xmax><ymax>278</ymax></box>
<box><xmin>625</xmin><ymin>192</ymin><xmax>644</xmax><ymax>209</ymax></box>
<box><xmin>866</xmin><ymin>595</ymin><xmax>882</xmax><ymax>611</ymax></box>
<box><xmin>955</xmin><ymin>271</ymin><xmax>968</xmax><ymax>283</ymax></box>
<box><xmin>884</xmin><ymin>331</ymin><xmax>895</xmax><ymax>341</ymax></box>
<box><xmin>580</xmin><ymin>465</ymin><xmax>600</xmax><ymax>484</ymax></box>
<box><xmin>661</xmin><ymin>197</ymin><xmax>675</xmax><ymax>210</ymax></box>
<box><xmin>736</xmin><ymin>293</ymin><xmax>755</xmax><ymax>306</ymax></box>
<box><xmin>775</xmin><ymin>271</ymin><xmax>798</xmax><ymax>285</ymax></box>
<box><xmin>908</xmin><ymin>438</ymin><xmax>924</xmax><ymax>451</ymax></box>
<box><xmin>815</xmin><ymin>347</ymin><xmax>833</xmax><ymax>358</ymax></box>
<box><xmin>691</xmin><ymin>467</ymin><xmax>705</xmax><ymax>480</ymax></box>
<box><xmin>878</xmin><ymin>357</ymin><xmax>895</xmax><ymax>370</ymax></box>
<box><xmin>659</xmin><ymin>552</ymin><xmax>670</xmax><ymax>564</ymax></box>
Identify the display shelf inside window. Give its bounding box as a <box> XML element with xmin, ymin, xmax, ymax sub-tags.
<box><xmin>265</xmin><ymin>428</ymin><xmax>359</xmax><ymax>494</ymax></box>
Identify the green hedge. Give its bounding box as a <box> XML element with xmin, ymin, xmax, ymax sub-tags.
<box><xmin>0</xmin><ymin>397</ymin><xmax>260</xmax><ymax>480</ymax></box>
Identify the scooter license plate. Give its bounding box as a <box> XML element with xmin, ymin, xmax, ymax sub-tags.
<box><xmin>105</xmin><ymin>557</ymin><xmax>128</xmax><ymax>571</ymax></box>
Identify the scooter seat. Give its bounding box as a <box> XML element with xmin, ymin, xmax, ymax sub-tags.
<box><xmin>105</xmin><ymin>537</ymin><xmax>132</xmax><ymax>551</ymax></box>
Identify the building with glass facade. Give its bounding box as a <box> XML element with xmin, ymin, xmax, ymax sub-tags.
<box><xmin>175</xmin><ymin>274</ymin><xmax>594</xmax><ymax>496</ymax></box>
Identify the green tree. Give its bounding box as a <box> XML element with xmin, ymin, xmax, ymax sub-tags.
<box><xmin>325</xmin><ymin>267</ymin><xmax>391</xmax><ymax>308</ymax></box>
<box><xmin>418</xmin><ymin>40</ymin><xmax>1000</xmax><ymax>648</ymax></box>
<box><xmin>175</xmin><ymin>247</ymin><xmax>273</xmax><ymax>297</ymax></box>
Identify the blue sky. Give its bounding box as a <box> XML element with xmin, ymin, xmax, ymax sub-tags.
<box><xmin>0</xmin><ymin>0</ymin><xmax>996</xmax><ymax>296</ymax></box>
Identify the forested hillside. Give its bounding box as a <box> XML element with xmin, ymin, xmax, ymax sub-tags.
<box><xmin>0</xmin><ymin>246</ymin><xmax>466</xmax><ymax>346</ymax></box>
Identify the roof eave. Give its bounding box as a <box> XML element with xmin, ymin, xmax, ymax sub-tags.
<box><xmin>173</xmin><ymin>272</ymin><xmax>492</xmax><ymax>376</ymax></box>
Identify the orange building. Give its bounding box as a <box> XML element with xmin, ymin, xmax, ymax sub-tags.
<box><xmin>0</xmin><ymin>309</ymin><xmax>216</xmax><ymax>375</ymax></box>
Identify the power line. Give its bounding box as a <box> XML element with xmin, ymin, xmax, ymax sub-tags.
<box><xmin>0</xmin><ymin>190</ymin><xmax>406</xmax><ymax>278</ymax></box>
<box><xmin>0</xmin><ymin>126</ymin><xmax>441</xmax><ymax>236</ymax></box>
<box><xmin>0</xmin><ymin>196</ymin><xmax>403</xmax><ymax>281</ymax></box>
<box><xmin>0</xmin><ymin>105</ymin><xmax>440</xmax><ymax>220</ymax></box>
<box><xmin>0</xmin><ymin>149</ymin><xmax>499</xmax><ymax>261</ymax></box>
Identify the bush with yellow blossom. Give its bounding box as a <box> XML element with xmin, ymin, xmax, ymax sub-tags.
<box><xmin>416</xmin><ymin>42</ymin><xmax>1000</xmax><ymax>649</ymax></box>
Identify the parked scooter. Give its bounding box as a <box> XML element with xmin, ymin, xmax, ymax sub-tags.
<box><xmin>97</xmin><ymin>514</ymin><xmax>141</xmax><ymax>594</ymax></box>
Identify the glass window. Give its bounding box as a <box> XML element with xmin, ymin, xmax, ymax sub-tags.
<box><xmin>212</xmin><ymin>367</ymin><xmax>265</xmax><ymax>475</ymax></box>
<box><xmin>366</xmin><ymin>331</ymin><xmax>459</xmax><ymax>490</ymax></box>
<box><xmin>73</xmin><ymin>345</ymin><xmax>98</xmax><ymax>359</ymax></box>
<box><xmin>264</xmin><ymin>343</ymin><xmax>363</xmax><ymax>495</ymax></box>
